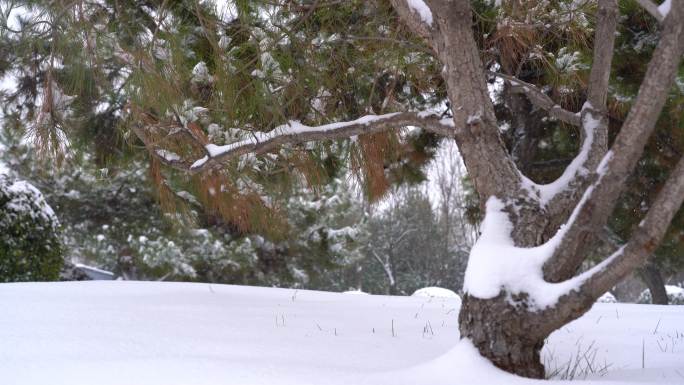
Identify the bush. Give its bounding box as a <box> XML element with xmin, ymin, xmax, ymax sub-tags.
<box><xmin>0</xmin><ymin>176</ymin><xmax>63</xmax><ymax>282</ymax></box>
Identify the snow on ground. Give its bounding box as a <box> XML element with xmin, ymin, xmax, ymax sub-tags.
<box><xmin>0</xmin><ymin>281</ymin><xmax>682</xmax><ymax>385</ymax></box>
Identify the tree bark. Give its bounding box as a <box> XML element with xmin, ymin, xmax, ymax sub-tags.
<box><xmin>639</xmin><ymin>262</ymin><xmax>669</xmax><ymax>305</ymax></box>
<box><xmin>458</xmin><ymin>294</ymin><xmax>546</xmax><ymax>378</ymax></box>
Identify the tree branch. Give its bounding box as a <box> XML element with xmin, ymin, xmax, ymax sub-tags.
<box><xmin>543</xmin><ymin>3</ymin><xmax>684</xmax><ymax>282</ymax></box>
<box><xmin>577</xmin><ymin>155</ymin><xmax>684</xmax><ymax>301</ymax></box>
<box><xmin>635</xmin><ymin>0</ymin><xmax>665</xmax><ymax>23</ymax></box>
<box><xmin>421</xmin><ymin>0</ymin><xmax>526</xmax><ymax>203</ymax></box>
<box><xmin>389</xmin><ymin>0</ymin><xmax>438</xmax><ymax>47</ymax></box>
<box><xmin>586</xmin><ymin>0</ymin><xmax>619</xmax><ymax>110</ymax></box>
<box><xmin>487</xmin><ymin>71</ymin><xmax>581</xmax><ymax>126</ymax></box>
<box><xmin>184</xmin><ymin>111</ymin><xmax>454</xmax><ymax>173</ymax></box>
<box><xmin>131</xmin><ymin>122</ymin><xmax>209</xmax><ymax>172</ymax></box>
<box><xmin>532</xmin><ymin>0</ymin><xmax>617</xmax><ymax>238</ymax></box>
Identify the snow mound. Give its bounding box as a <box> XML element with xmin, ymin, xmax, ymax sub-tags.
<box><xmin>412</xmin><ymin>287</ymin><xmax>460</xmax><ymax>299</ymax></box>
<box><xmin>342</xmin><ymin>290</ymin><xmax>369</xmax><ymax>295</ymax></box>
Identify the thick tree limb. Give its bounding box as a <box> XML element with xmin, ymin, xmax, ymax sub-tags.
<box><xmin>586</xmin><ymin>0</ymin><xmax>619</xmax><ymax>110</ymax></box>
<box><xmin>635</xmin><ymin>0</ymin><xmax>665</xmax><ymax>22</ymax></box>
<box><xmin>425</xmin><ymin>0</ymin><xmax>525</xmax><ymax>204</ymax></box>
<box><xmin>577</xmin><ymin>0</ymin><xmax>617</xmax><ymax>177</ymax></box>
<box><xmin>578</xmin><ymin>0</ymin><xmax>617</xmax><ymax>172</ymax></box>
<box><xmin>389</xmin><ymin>0</ymin><xmax>525</xmax><ymax>210</ymax></box>
<box><xmin>488</xmin><ymin>71</ymin><xmax>581</xmax><ymax>126</ymax></box>
<box><xmin>579</xmin><ymin>155</ymin><xmax>684</xmax><ymax>300</ymax></box>
<box><xmin>536</xmin><ymin>0</ymin><xmax>616</xmax><ymax>238</ymax></box>
<box><xmin>185</xmin><ymin>111</ymin><xmax>455</xmax><ymax>173</ymax></box>
<box><xmin>535</xmin><ymin>157</ymin><xmax>682</xmax><ymax>336</ymax></box>
<box><xmin>543</xmin><ymin>3</ymin><xmax>684</xmax><ymax>282</ymax></box>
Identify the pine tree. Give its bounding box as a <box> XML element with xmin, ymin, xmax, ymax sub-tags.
<box><xmin>2</xmin><ymin>0</ymin><xmax>683</xmax><ymax>378</ymax></box>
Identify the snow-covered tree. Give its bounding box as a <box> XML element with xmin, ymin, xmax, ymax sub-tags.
<box><xmin>281</xmin><ymin>177</ymin><xmax>367</xmax><ymax>291</ymax></box>
<box><xmin>0</xmin><ymin>175</ymin><xmax>63</xmax><ymax>282</ymax></box>
<box><xmin>2</xmin><ymin>0</ymin><xmax>684</xmax><ymax>378</ymax></box>
<box><xmin>123</xmin><ymin>1</ymin><xmax>684</xmax><ymax>377</ymax></box>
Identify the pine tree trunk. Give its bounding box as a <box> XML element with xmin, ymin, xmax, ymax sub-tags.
<box><xmin>639</xmin><ymin>262</ymin><xmax>668</xmax><ymax>305</ymax></box>
<box><xmin>458</xmin><ymin>294</ymin><xmax>547</xmax><ymax>379</ymax></box>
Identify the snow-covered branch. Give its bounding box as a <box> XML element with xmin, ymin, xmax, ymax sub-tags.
<box><xmin>519</xmin><ymin>104</ymin><xmax>601</xmax><ymax>206</ymax></box>
<box><xmin>389</xmin><ymin>0</ymin><xmax>438</xmax><ymax>46</ymax></box>
<box><xmin>635</xmin><ymin>0</ymin><xmax>665</xmax><ymax>23</ymax></box>
<box><xmin>131</xmin><ymin>122</ymin><xmax>210</xmax><ymax>172</ymax></box>
<box><xmin>578</xmin><ymin>156</ymin><xmax>684</xmax><ymax>299</ymax></box>
<box><xmin>187</xmin><ymin>111</ymin><xmax>454</xmax><ymax>173</ymax></box>
<box><xmin>543</xmin><ymin>4</ymin><xmax>684</xmax><ymax>282</ymax></box>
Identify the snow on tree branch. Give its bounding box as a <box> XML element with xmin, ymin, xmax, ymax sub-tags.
<box><xmin>578</xmin><ymin>156</ymin><xmax>684</xmax><ymax>299</ymax></box>
<box><xmin>406</xmin><ymin>0</ymin><xmax>433</xmax><ymax>25</ymax></box>
<box><xmin>519</xmin><ymin>103</ymin><xmax>601</xmax><ymax>206</ymax></box>
<box><xmin>462</xmin><ymin>197</ymin><xmax>580</xmax><ymax>309</ymax></box>
<box><xmin>389</xmin><ymin>0</ymin><xmax>438</xmax><ymax>46</ymax></box>
<box><xmin>543</xmin><ymin>4</ymin><xmax>684</xmax><ymax>282</ymax></box>
<box><xmin>186</xmin><ymin>111</ymin><xmax>455</xmax><ymax>173</ymax></box>
<box><xmin>635</xmin><ymin>0</ymin><xmax>666</xmax><ymax>22</ymax></box>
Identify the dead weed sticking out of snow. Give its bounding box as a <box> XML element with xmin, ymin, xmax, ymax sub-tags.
<box><xmin>544</xmin><ymin>339</ymin><xmax>612</xmax><ymax>380</ymax></box>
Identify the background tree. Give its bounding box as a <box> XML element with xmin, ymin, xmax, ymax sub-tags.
<box><xmin>363</xmin><ymin>187</ymin><xmax>443</xmax><ymax>294</ymax></box>
<box><xmin>0</xmin><ymin>174</ymin><xmax>63</xmax><ymax>282</ymax></box>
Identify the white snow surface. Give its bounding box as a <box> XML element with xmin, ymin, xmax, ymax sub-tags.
<box><xmin>407</xmin><ymin>0</ymin><xmax>433</xmax><ymax>25</ymax></box>
<box><xmin>342</xmin><ymin>289</ymin><xmax>369</xmax><ymax>295</ymax></box>
<box><xmin>597</xmin><ymin>291</ymin><xmax>617</xmax><ymax>303</ymax></box>
<box><xmin>1</xmin><ymin>281</ymin><xmax>683</xmax><ymax>385</ymax></box>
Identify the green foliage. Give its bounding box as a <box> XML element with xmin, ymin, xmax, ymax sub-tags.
<box><xmin>0</xmin><ymin>176</ymin><xmax>63</xmax><ymax>282</ymax></box>
<box><xmin>0</xmin><ymin>0</ymin><xmax>446</xmax><ymax>233</ymax></box>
